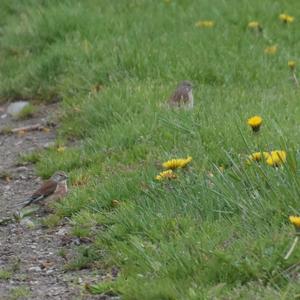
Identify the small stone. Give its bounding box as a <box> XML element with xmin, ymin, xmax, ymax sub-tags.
<box><xmin>56</xmin><ymin>227</ymin><xmax>68</xmax><ymax>236</ymax></box>
<box><xmin>74</xmin><ymin>238</ymin><xmax>81</xmax><ymax>246</ymax></box>
<box><xmin>29</xmin><ymin>266</ymin><xmax>42</xmax><ymax>272</ymax></box>
<box><xmin>1</xmin><ymin>113</ymin><xmax>7</xmax><ymax>119</ymax></box>
<box><xmin>7</xmin><ymin>101</ymin><xmax>29</xmax><ymax>117</ymax></box>
<box><xmin>43</xmin><ymin>142</ymin><xmax>55</xmax><ymax>149</ymax></box>
<box><xmin>16</xmin><ymin>166</ymin><xmax>29</xmax><ymax>172</ymax></box>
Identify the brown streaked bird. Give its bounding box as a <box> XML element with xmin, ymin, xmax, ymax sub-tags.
<box><xmin>168</xmin><ymin>81</ymin><xmax>194</xmax><ymax>109</ymax></box>
<box><xmin>22</xmin><ymin>171</ymin><xmax>68</xmax><ymax>208</ymax></box>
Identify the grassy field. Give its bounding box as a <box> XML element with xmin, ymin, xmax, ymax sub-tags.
<box><xmin>2</xmin><ymin>0</ymin><xmax>300</xmax><ymax>298</ymax></box>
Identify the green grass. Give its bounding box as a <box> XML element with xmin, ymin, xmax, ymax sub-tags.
<box><xmin>15</xmin><ymin>103</ymin><xmax>36</xmax><ymax>120</ymax></box>
<box><xmin>2</xmin><ymin>0</ymin><xmax>300</xmax><ymax>298</ymax></box>
<box><xmin>0</xmin><ymin>269</ymin><xmax>12</xmax><ymax>280</ymax></box>
<box><xmin>8</xmin><ymin>286</ymin><xmax>31</xmax><ymax>300</ymax></box>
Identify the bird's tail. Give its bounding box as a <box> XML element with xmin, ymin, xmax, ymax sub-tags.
<box><xmin>22</xmin><ymin>198</ymin><xmax>33</xmax><ymax>208</ymax></box>
<box><xmin>13</xmin><ymin>195</ymin><xmax>42</xmax><ymax>209</ymax></box>
<box><xmin>11</xmin><ymin>197</ymin><xmax>33</xmax><ymax>209</ymax></box>
<box><xmin>23</xmin><ymin>194</ymin><xmax>45</xmax><ymax>207</ymax></box>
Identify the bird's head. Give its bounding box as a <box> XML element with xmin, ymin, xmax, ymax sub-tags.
<box><xmin>51</xmin><ymin>171</ymin><xmax>68</xmax><ymax>183</ymax></box>
<box><xmin>178</xmin><ymin>80</ymin><xmax>193</xmax><ymax>91</ymax></box>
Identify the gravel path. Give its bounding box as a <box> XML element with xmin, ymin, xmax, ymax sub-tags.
<box><xmin>0</xmin><ymin>104</ymin><xmax>104</xmax><ymax>300</ymax></box>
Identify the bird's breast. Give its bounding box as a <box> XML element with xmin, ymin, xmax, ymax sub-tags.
<box><xmin>55</xmin><ymin>180</ymin><xmax>68</xmax><ymax>197</ymax></box>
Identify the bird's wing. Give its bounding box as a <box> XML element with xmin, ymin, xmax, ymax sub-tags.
<box><xmin>23</xmin><ymin>180</ymin><xmax>57</xmax><ymax>207</ymax></box>
<box><xmin>32</xmin><ymin>180</ymin><xmax>57</xmax><ymax>198</ymax></box>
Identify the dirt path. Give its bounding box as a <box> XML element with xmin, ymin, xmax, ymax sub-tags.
<box><xmin>0</xmin><ymin>104</ymin><xmax>104</xmax><ymax>300</ymax></box>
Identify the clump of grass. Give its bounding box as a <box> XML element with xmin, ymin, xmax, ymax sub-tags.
<box><xmin>0</xmin><ymin>126</ymin><xmax>12</xmax><ymax>134</ymax></box>
<box><xmin>71</xmin><ymin>226</ymin><xmax>91</xmax><ymax>238</ymax></box>
<box><xmin>19</xmin><ymin>152</ymin><xmax>41</xmax><ymax>164</ymax></box>
<box><xmin>16</xmin><ymin>103</ymin><xmax>36</xmax><ymax>119</ymax></box>
<box><xmin>41</xmin><ymin>214</ymin><xmax>61</xmax><ymax>228</ymax></box>
<box><xmin>64</xmin><ymin>246</ymin><xmax>100</xmax><ymax>271</ymax></box>
<box><xmin>0</xmin><ymin>269</ymin><xmax>12</xmax><ymax>280</ymax></box>
<box><xmin>9</xmin><ymin>286</ymin><xmax>31</xmax><ymax>300</ymax></box>
<box><xmin>57</xmin><ymin>248</ymin><xmax>68</xmax><ymax>260</ymax></box>
<box><xmin>86</xmin><ymin>281</ymin><xmax>117</xmax><ymax>296</ymax></box>
<box><xmin>0</xmin><ymin>259</ymin><xmax>20</xmax><ymax>281</ymax></box>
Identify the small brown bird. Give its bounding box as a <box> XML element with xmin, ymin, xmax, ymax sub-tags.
<box><xmin>168</xmin><ymin>81</ymin><xmax>194</xmax><ymax>109</ymax></box>
<box><xmin>22</xmin><ymin>171</ymin><xmax>68</xmax><ymax>208</ymax></box>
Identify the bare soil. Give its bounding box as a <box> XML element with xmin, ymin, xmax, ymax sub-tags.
<box><xmin>0</xmin><ymin>104</ymin><xmax>107</xmax><ymax>300</ymax></box>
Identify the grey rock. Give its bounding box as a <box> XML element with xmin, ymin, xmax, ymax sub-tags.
<box><xmin>7</xmin><ymin>101</ymin><xmax>29</xmax><ymax>117</ymax></box>
<box><xmin>16</xmin><ymin>166</ymin><xmax>29</xmax><ymax>172</ymax></box>
<box><xmin>43</xmin><ymin>141</ymin><xmax>55</xmax><ymax>149</ymax></box>
<box><xmin>29</xmin><ymin>266</ymin><xmax>42</xmax><ymax>272</ymax></box>
<box><xmin>56</xmin><ymin>227</ymin><xmax>68</xmax><ymax>236</ymax></box>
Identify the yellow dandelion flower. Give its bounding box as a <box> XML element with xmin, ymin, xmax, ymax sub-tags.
<box><xmin>249</xmin><ymin>152</ymin><xmax>262</xmax><ymax>162</ymax></box>
<box><xmin>266</xmin><ymin>150</ymin><xmax>287</xmax><ymax>167</ymax></box>
<box><xmin>289</xmin><ymin>216</ymin><xmax>300</xmax><ymax>228</ymax></box>
<box><xmin>155</xmin><ymin>170</ymin><xmax>177</xmax><ymax>181</ymax></box>
<box><xmin>247</xmin><ymin>151</ymin><xmax>270</xmax><ymax>163</ymax></box>
<box><xmin>248</xmin><ymin>21</ymin><xmax>262</xmax><ymax>31</ymax></box>
<box><xmin>195</xmin><ymin>20</ymin><xmax>214</xmax><ymax>28</ymax></box>
<box><xmin>247</xmin><ymin>116</ymin><xmax>263</xmax><ymax>132</ymax></box>
<box><xmin>279</xmin><ymin>14</ymin><xmax>294</xmax><ymax>24</ymax></box>
<box><xmin>285</xmin><ymin>216</ymin><xmax>300</xmax><ymax>259</ymax></box>
<box><xmin>162</xmin><ymin>156</ymin><xmax>192</xmax><ymax>169</ymax></box>
<box><xmin>248</xmin><ymin>21</ymin><xmax>259</xmax><ymax>29</ymax></box>
<box><xmin>264</xmin><ymin>45</ymin><xmax>278</xmax><ymax>55</ymax></box>
<box><xmin>288</xmin><ymin>60</ymin><xmax>296</xmax><ymax>70</ymax></box>
<box><xmin>246</xmin><ymin>151</ymin><xmax>270</xmax><ymax>165</ymax></box>
<box><xmin>57</xmin><ymin>146</ymin><xmax>66</xmax><ymax>153</ymax></box>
